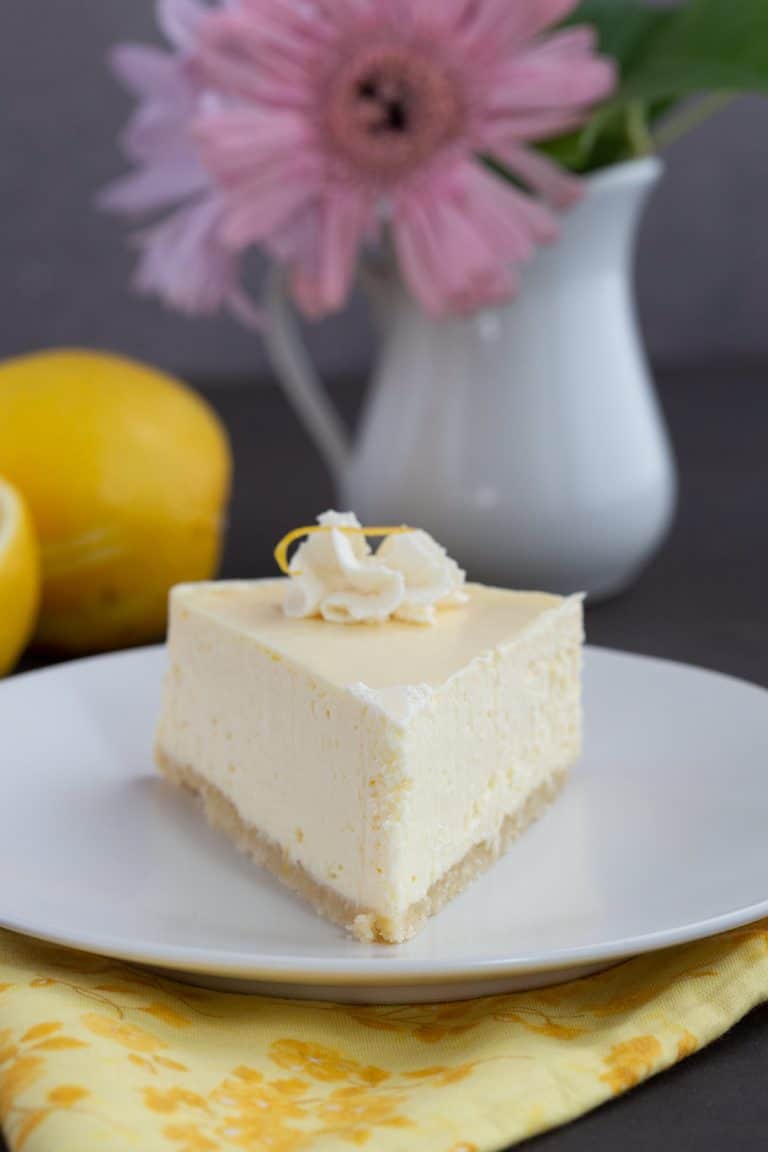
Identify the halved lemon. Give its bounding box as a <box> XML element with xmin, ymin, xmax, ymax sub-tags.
<box><xmin>0</xmin><ymin>477</ymin><xmax>41</xmax><ymax>675</ymax></box>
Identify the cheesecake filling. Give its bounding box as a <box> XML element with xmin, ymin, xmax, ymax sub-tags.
<box><xmin>155</xmin><ymin>609</ymin><xmax>398</xmax><ymax>914</ymax></box>
<box><xmin>352</xmin><ymin>597</ymin><xmax>582</xmax><ymax>920</ymax></box>
<box><xmin>156</xmin><ymin>580</ymin><xmax>582</xmax><ymax>939</ymax></box>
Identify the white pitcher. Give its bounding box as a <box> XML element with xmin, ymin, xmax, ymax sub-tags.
<box><xmin>264</xmin><ymin>156</ymin><xmax>676</xmax><ymax>599</ymax></box>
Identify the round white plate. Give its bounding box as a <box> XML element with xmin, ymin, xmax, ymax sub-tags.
<box><xmin>1</xmin><ymin>646</ymin><xmax>767</xmax><ymax>1003</ymax></box>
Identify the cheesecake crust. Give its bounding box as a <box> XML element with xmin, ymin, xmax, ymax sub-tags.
<box><xmin>156</xmin><ymin>746</ymin><xmax>569</xmax><ymax>944</ymax></box>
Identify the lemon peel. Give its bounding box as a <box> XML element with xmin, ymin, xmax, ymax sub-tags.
<box><xmin>274</xmin><ymin>525</ymin><xmax>413</xmax><ymax>576</ymax></box>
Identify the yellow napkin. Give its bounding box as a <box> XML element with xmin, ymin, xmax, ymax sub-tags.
<box><xmin>1</xmin><ymin>922</ymin><xmax>767</xmax><ymax>1152</ymax></box>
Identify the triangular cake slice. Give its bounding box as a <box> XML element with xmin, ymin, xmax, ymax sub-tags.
<box><xmin>156</xmin><ymin>578</ymin><xmax>583</xmax><ymax>942</ymax></box>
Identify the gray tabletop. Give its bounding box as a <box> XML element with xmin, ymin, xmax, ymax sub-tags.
<box><xmin>4</xmin><ymin>361</ymin><xmax>767</xmax><ymax>1151</ymax></box>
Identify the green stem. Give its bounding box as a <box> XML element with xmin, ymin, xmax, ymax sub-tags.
<box><xmin>626</xmin><ymin>101</ymin><xmax>654</xmax><ymax>157</ymax></box>
<box><xmin>652</xmin><ymin>92</ymin><xmax>737</xmax><ymax>152</ymax></box>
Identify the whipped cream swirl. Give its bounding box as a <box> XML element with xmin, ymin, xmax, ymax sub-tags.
<box><xmin>283</xmin><ymin>511</ymin><xmax>468</xmax><ymax>625</ymax></box>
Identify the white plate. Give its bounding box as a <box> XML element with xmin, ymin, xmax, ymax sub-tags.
<box><xmin>1</xmin><ymin>646</ymin><xmax>767</xmax><ymax>1004</ymax></box>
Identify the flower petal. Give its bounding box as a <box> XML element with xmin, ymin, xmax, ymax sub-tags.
<box><xmin>156</xmin><ymin>0</ymin><xmax>207</xmax><ymax>53</ymax></box>
<box><xmin>492</xmin><ymin>0</ymin><xmax>581</xmax><ymax>47</ymax></box>
<box><xmin>133</xmin><ymin>195</ymin><xmax>236</xmax><ymax>314</ymax></box>
<box><xmin>199</xmin><ymin>3</ymin><xmax>335</xmax><ymax>103</ymax></box>
<box><xmin>98</xmin><ymin>159</ymin><xmax>209</xmax><ymax>214</ymax></box>
<box><xmin>289</xmin><ymin>189</ymin><xmax>371</xmax><ymax>317</ymax></box>
<box><xmin>196</xmin><ymin>105</ymin><xmax>327</xmax><ymax>252</ymax></box>
<box><xmin>394</xmin><ymin>156</ymin><xmax>553</xmax><ymax>317</ymax></box>
<box><xmin>199</xmin><ymin>103</ymin><xmax>312</xmax><ymax>168</ymax></box>
<box><xmin>119</xmin><ymin>93</ymin><xmax>198</xmax><ymax>162</ymax></box>
<box><xmin>447</xmin><ymin>0</ymin><xmax>580</xmax><ymax>69</ymax></box>
<box><xmin>492</xmin><ymin>146</ymin><xmax>584</xmax><ymax>209</ymax></box>
<box><xmin>109</xmin><ymin>44</ymin><xmax>181</xmax><ymax>100</ymax></box>
<box><xmin>488</xmin><ymin>29</ymin><xmax>616</xmax><ymax>113</ymax></box>
<box><xmin>480</xmin><ymin>109</ymin><xmax>586</xmax><ymax>146</ymax></box>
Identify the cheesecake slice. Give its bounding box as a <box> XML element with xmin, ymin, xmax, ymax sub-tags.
<box><xmin>156</xmin><ymin>575</ymin><xmax>583</xmax><ymax>943</ymax></box>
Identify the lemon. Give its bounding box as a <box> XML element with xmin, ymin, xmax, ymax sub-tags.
<box><xmin>0</xmin><ymin>476</ymin><xmax>41</xmax><ymax>675</ymax></box>
<box><xmin>0</xmin><ymin>350</ymin><xmax>232</xmax><ymax>654</ymax></box>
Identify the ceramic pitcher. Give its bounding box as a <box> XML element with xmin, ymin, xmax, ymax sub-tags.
<box><xmin>263</xmin><ymin>156</ymin><xmax>676</xmax><ymax>599</ymax></box>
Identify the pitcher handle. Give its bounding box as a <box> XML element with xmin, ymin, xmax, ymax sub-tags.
<box><xmin>262</xmin><ymin>267</ymin><xmax>351</xmax><ymax>488</ymax></box>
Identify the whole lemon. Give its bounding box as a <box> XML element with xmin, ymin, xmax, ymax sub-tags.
<box><xmin>0</xmin><ymin>476</ymin><xmax>42</xmax><ymax>675</ymax></box>
<box><xmin>0</xmin><ymin>350</ymin><xmax>232</xmax><ymax>654</ymax></box>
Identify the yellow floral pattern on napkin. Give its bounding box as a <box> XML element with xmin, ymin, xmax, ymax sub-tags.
<box><xmin>1</xmin><ymin>922</ymin><xmax>767</xmax><ymax>1152</ymax></box>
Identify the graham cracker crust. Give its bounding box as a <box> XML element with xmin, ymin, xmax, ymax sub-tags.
<box><xmin>156</xmin><ymin>746</ymin><xmax>568</xmax><ymax>944</ymax></box>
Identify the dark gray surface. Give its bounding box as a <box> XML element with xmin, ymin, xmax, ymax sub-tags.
<box><xmin>3</xmin><ymin>2</ymin><xmax>768</xmax><ymax>376</ymax></box>
<box><xmin>3</xmin><ymin>361</ymin><xmax>768</xmax><ymax>1150</ymax></box>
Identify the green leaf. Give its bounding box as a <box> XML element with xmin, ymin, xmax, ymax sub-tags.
<box><xmin>570</xmin><ymin>0</ymin><xmax>768</xmax><ymax>101</ymax></box>
<box><xmin>538</xmin><ymin>103</ymin><xmax>662</xmax><ymax>173</ymax></box>
<box><xmin>537</xmin><ymin>2</ymin><xmax>675</xmax><ymax>172</ymax></box>
<box><xmin>541</xmin><ymin>0</ymin><xmax>768</xmax><ymax>173</ymax></box>
<box><xmin>566</xmin><ymin>0</ymin><xmax>671</xmax><ymax>75</ymax></box>
<box><xmin>618</xmin><ymin>0</ymin><xmax>768</xmax><ymax>101</ymax></box>
<box><xmin>537</xmin><ymin>108</ymin><xmax>626</xmax><ymax>173</ymax></box>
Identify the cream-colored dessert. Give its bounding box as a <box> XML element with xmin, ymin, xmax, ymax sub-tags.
<box><xmin>156</xmin><ymin>514</ymin><xmax>583</xmax><ymax>943</ymax></box>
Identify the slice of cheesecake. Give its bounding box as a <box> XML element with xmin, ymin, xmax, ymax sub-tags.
<box><xmin>156</xmin><ymin>578</ymin><xmax>583</xmax><ymax>943</ymax></box>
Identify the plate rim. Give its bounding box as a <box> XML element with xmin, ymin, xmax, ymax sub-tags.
<box><xmin>2</xmin><ymin>644</ymin><xmax>768</xmax><ymax>987</ymax></box>
<box><xmin>3</xmin><ymin>900</ymin><xmax>768</xmax><ymax>987</ymax></box>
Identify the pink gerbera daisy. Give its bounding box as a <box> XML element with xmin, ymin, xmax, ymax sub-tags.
<box><xmin>100</xmin><ymin>0</ymin><xmax>259</xmax><ymax>321</ymax></box>
<box><xmin>196</xmin><ymin>0</ymin><xmax>615</xmax><ymax>318</ymax></box>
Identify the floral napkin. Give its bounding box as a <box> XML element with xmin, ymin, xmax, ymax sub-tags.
<box><xmin>1</xmin><ymin>922</ymin><xmax>767</xmax><ymax>1152</ymax></box>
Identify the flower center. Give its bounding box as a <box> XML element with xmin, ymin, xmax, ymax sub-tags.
<box><xmin>326</xmin><ymin>48</ymin><xmax>463</xmax><ymax>180</ymax></box>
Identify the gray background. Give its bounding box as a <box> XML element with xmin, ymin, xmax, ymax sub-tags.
<box><xmin>3</xmin><ymin>2</ymin><xmax>768</xmax><ymax>381</ymax></box>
